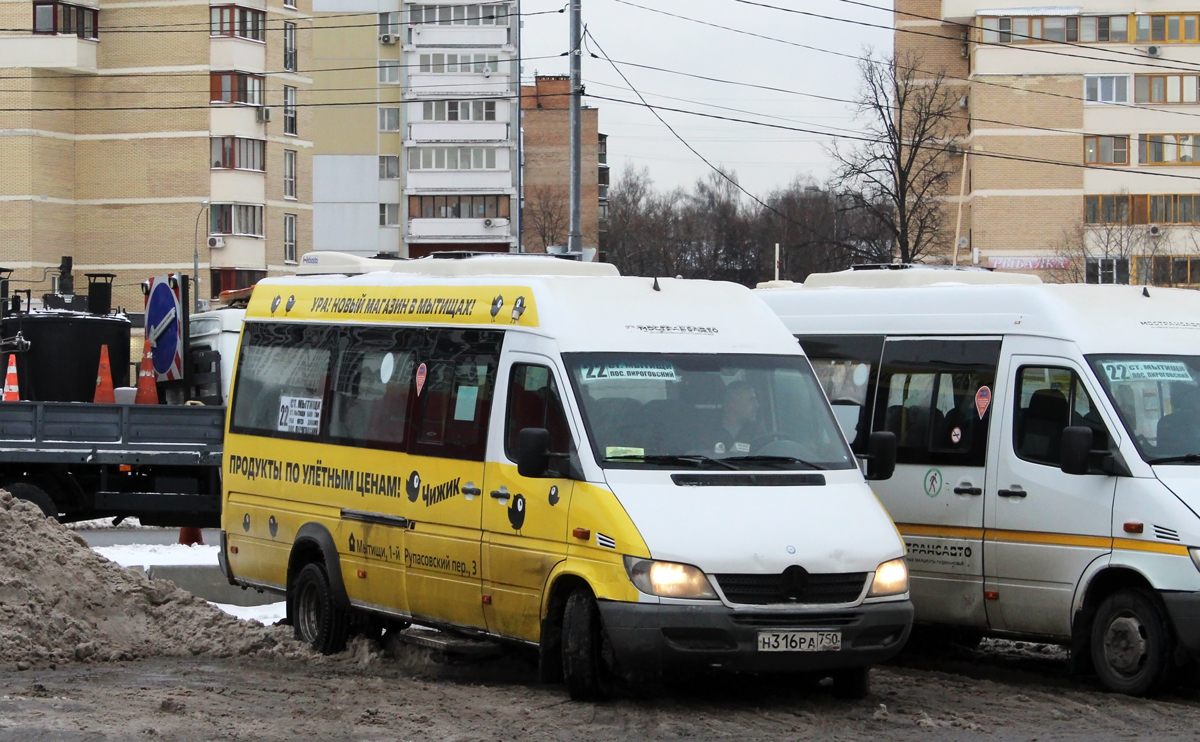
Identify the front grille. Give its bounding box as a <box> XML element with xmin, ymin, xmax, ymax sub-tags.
<box><xmin>715</xmin><ymin>572</ymin><xmax>867</xmax><ymax>606</ymax></box>
<box><xmin>728</xmin><ymin>612</ymin><xmax>861</xmax><ymax>629</ymax></box>
<box><xmin>671</xmin><ymin>473</ymin><xmax>826</xmax><ymax>487</ymax></box>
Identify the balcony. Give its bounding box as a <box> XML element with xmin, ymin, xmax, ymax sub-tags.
<box><xmin>406</xmin><ymin>74</ymin><xmax>510</xmax><ymax>97</ymax></box>
<box><xmin>410</xmin><ymin>122</ymin><xmax>508</xmax><ymax>142</ymax></box>
<box><xmin>0</xmin><ymin>35</ymin><xmax>95</xmax><ymax>72</ymax></box>
<box><xmin>411</xmin><ymin>26</ymin><xmax>509</xmax><ymax>48</ymax></box>
<box><xmin>406</xmin><ymin>170</ymin><xmax>514</xmax><ymax>190</ymax></box>
<box><xmin>408</xmin><ymin>217</ymin><xmax>512</xmax><ymax>239</ymax></box>
<box><xmin>210</xmin><ymin>36</ymin><xmax>266</xmax><ymax>74</ymax></box>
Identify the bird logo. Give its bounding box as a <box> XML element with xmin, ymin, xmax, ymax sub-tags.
<box><xmin>270</xmin><ymin>295</ymin><xmax>281</xmax><ymax>314</ymax></box>
<box><xmin>548</xmin><ymin>485</ymin><xmax>559</xmax><ymax>506</ymax></box>
<box><xmin>285</xmin><ymin>295</ymin><xmax>296</xmax><ymax>314</ymax></box>
<box><xmin>490</xmin><ymin>295</ymin><xmax>504</xmax><ymax>321</ymax></box>
<box><xmin>242</xmin><ymin>513</ymin><xmax>250</xmax><ymax>532</ymax></box>
<box><xmin>406</xmin><ymin>471</ymin><xmax>421</xmax><ymax>503</ymax></box>
<box><xmin>508</xmin><ymin>493</ymin><xmax>526</xmax><ymax>532</ymax></box>
<box><xmin>510</xmin><ymin>296</ymin><xmax>526</xmax><ymax>324</ymax></box>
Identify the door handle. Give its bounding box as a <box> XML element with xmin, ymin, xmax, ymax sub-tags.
<box><xmin>490</xmin><ymin>486</ymin><xmax>509</xmax><ymax>500</ymax></box>
<box><xmin>953</xmin><ymin>486</ymin><xmax>982</xmax><ymax>496</ymax></box>
<box><xmin>462</xmin><ymin>483</ymin><xmax>481</xmax><ymax>498</ymax></box>
<box><xmin>998</xmin><ymin>487</ymin><xmax>1027</xmax><ymax>498</ymax></box>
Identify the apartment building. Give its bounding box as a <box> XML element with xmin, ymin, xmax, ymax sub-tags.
<box><xmin>898</xmin><ymin>1</ymin><xmax>1200</xmax><ymax>285</ymax></box>
<box><xmin>313</xmin><ymin>1</ymin><xmax>517</xmax><ymax>256</ymax></box>
<box><xmin>0</xmin><ymin>0</ymin><xmax>312</xmax><ymax>310</ymax></box>
<box><xmin>520</xmin><ymin>74</ymin><xmax>605</xmax><ymax>254</ymax></box>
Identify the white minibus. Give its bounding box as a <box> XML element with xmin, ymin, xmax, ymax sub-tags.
<box><xmin>219</xmin><ymin>252</ymin><xmax>912</xmax><ymax>699</ymax></box>
<box><xmin>759</xmin><ymin>265</ymin><xmax>1200</xmax><ymax>695</ymax></box>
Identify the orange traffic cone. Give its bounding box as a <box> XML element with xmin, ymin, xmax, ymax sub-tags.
<box><xmin>2</xmin><ymin>355</ymin><xmax>18</xmax><ymax>402</ymax></box>
<box><xmin>93</xmin><ymin>345</ymin><xmax>115</xmax><ymax>404</ymax></box>
<box><xmin>178</xmin><ymin>527</ymin><xmax>204</xmax><ymax>546</ymax></box>
<box><xmin>135</xmin><ymin>337</ymin><xmax>158</xmax><ymax>405</ymax></box>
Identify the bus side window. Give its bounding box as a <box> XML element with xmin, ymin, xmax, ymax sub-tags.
<box><xmin>230</xmin><ymin>322</ymin><xmax>335</xmax><ymax>440</ymax></box>
<box><xmin>505</xmin><ymin>364</ymin><xmax>573</xmax><ymax>476</ymax></box>
<box><xmin>409</xmin><ymin>329</ymin><xmax>503</xmax><ymax>461</ymax></box>
<box><xmin>872</xmin><ymin>339</ymin><xmax>1001</xmax><ymax>468</ymax></box>
<box><xmin>326</xmin><ymin>325</ymin><xmax>417</xmax><ymax>450</ymax></box>
<box><xmin>797</xmin><ymin>335</ymin><xmax>884</xmax><ymax>453</ymax></box>
<box><xmin>1015</xmin><ymin>366</ymin><xmax>1110</xmax><ymax>467</ymax></box>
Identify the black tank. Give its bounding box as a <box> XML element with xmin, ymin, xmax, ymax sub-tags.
<box><xmin>1</xmin><ymin>312</ymin><xmax>132</xmax><ymax>402</ymax></box>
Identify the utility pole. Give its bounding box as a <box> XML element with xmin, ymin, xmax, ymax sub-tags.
<box><xmin>567</xmin><ymin>0</ymin><xmax>582</xmax><ymax>253</ymax></box>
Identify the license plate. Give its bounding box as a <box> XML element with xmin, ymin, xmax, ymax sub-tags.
<box><xmin>757</xmin><ymin>630</ymin><xmax>842</xmax><ymax>652</ymax></box>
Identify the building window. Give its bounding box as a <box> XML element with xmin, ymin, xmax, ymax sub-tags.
<box><xmin>210</xmin><ymin>6</ymin><xmax>265</xmax><ymax>41</ymax></box>
<box><xmin>1087</xmin><ymin>194</ymin><xmax>1200</xmax><ymax>225</ymax></box>
<box><xmin>283</xmin><ymin>214</ymin><xmax>297</xmax><ymax>263</ymax></box>
<box><xmin>379</xmin><ymin>155</ymin><xmax>400</xmax><ymax>179</ymax></box>
<box><xmin>1085</xmin><ymin>195</ymin><xmax>1132</xmax><ymax>224</ymax></box>
<box><xmin>210</xmin><ymin>136</ymin><xmax>265</xmax><ymax>171</ymax></box>
<box><xmin>210</xmin><ymin>203</ymin><xmax>264</xmax><ymax>237</ymax></box>
<box><xmin>407</xmin><ymin>194</ymin><xmax>510</xmax><ymax>218</ymax></box>
<box><xmin>33</xmin><ymin>2</ymin><xmax>98</xmax><ymax>39</ymax></box>
<box><xmin>421</xmin><ymin>100</ymin><xmax>496</xmax><ymax>121</ymax></box>
<box><xmin>1135</xmin><ymin>74</ymin><xmax>1200</xmax><ymax>104</ymax></box>
<box><xmin>379</xmin><ymin>107</ymin><xmax>400</xmax><ymax>131</ymax></box>
<box><xmin>283</xmin><ymin>21</ymin><xmax>297</xmax><ymax>71</ymax></box>
<box><xmin>982</xmin><ymin>14</ymin><xmax>1127</xmax><ymax>43</ymax></box>
<box><xmin>407</xmin><ymin>147</ymin><xmax>498</xmax><ymax>170</ymax></box>
<box><xmin>210</xmin><ymin>72</ymin><xmax>264</xmax><ymax>105</ymax></box>
<box><xmin>412</xmin><ymin>4</ymin><xmax>509</xmax><ymax>26</ymax></box>
<box><xmin>1138</xmin><ymin>134</ymin><xmax>1200</xmax><ymax>165</ymax></box>
<box><xmin>1136</xmin><ymin>255</ymin><xmax>1200</xmax><ymax>286</ymax></box>
<box><xmin>1136</xmin><ymin>14</ymin><xmax>1200</xmax><ymax>43</ymax></box>
<box><xmin>379</xmin><ymin>60</ymin><xmax>399</xmax><ymax>84</ymax></box>
<box><xmin>283</xmin><ymin>85</ymin><xmax>297</xmax><ymax>135</ymax></box>
<box><xmin>418</xmin><ymin>52</ymin><xmax>501</xmax><ymax>74</ymax></box>
<box><xmin>283</xmin><ymin>0</ymin><xmax>294</xmax><ymax>9</ymax></box>
<box><xmin>379</xmin><ymin>11</ymin><xmax>400</xmax><ymax>35</ymax></box>
<box><xmin>1086</xmin><ymin>258</ymin><xmax>1130</xmax><ymax>284</ymax></box>
<box><xmin>284</xmin><ymin>150</ymin><xmax>297</xmax><ymax>199</ymax></box>
<box><xmin>1084</xmin><ymin>135</ymin><xmax>1128</xmax><ymax>165</ymax></box>
<box><xmin>1085</xmin><ymin>75</ymin><xmax>1128</xmax><ymax>104</ymax></box>
<box><xmin>380</xmin><ymin>203</ymin><xmax>400</xmax><ymax>226</ymax></box>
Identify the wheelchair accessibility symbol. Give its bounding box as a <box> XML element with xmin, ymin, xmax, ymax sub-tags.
<box><xmin>924</xmin><ymin>468</ymin><xmax>943</xmax><ymax>498</ymax></box>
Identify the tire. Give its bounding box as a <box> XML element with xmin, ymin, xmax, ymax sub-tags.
<box><xmin>1090</xmin><ymin>588</ymin><xmax>1173</xmax><ymax>696</ymax></box>
<box><xmin>7</xmin><ymin>482</ymin><xmax>57</xmax><ymax>518</ymax></box>
<box><xmin>290</xmin><ymin>563</ymin><xmax>350</xmax><ymax>655</ymax></box>
<box><xmin>831</xmin><ymin>665</ymin><xmax>871</xmax><ymax>700</ymax></box>
<box><xmin>538</xmin><ymin>616</ymin><xmax>565</xmax><ymax>685</ymax></box>
<box><xmin>561</xmin><ymin>589</ymin><xmax>616</xmax><ymax>701</ymax></box>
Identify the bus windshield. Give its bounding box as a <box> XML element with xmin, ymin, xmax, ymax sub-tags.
<box><xmin>563</xmin><ymin>353</ymin><xmax>856</xmax><ymax>471</ymax></box>
<box><xmin>1089</xmin><ymin>355</ymin><xmax>1200</xmax><ymax>463</ymax></box>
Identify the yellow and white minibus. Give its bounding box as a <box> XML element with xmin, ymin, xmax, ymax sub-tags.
<box><xmin>218</xmin><ymin>252</ymin><xmax>912</xmax><ymax>699</ymax></box>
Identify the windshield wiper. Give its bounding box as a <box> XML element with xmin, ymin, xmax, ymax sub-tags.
<box><xmin>604</xmin><ymin>454</ymin><xmax>739</xmax><ymax>470</ymax></box>
<box><xmin>1147</xmin><ymin>453</ymin><xmax>1200</xmax><ymax>465</ymax></box>
<box><xmin>722</xmin><ymin>455</ymin><xmax>828</xmax><ymax>471</ymax></box>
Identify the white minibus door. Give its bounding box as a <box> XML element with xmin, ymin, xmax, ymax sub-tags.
<box><xmin>985</xmin><ymin>355</ymin><xmax>1117</xmax><ymax>637</ymax></box>
<box><xmin>871</xmin><ymin>337</ymin><xmax>1000</xmax><ymax>628</ymax></box>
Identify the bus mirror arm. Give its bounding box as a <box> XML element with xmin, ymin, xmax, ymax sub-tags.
<box><xmin>862</xmin><ymin>431</ymin><xmax>897</xmax><ymax>481</ymax></box>
<box><xmin>1061</xmin><ymin>427</ymin><xmax>1132</xmax><ymax>477</ymax></box>
<box><xmin>518</xmin><ymin>428</ymin><xmax>552</xmax><ymax>478</ymax></box>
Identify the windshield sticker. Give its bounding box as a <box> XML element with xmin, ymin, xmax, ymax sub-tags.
<box><xmin>606</xmin><ymin>446</ymin><xmax>644</xmax><ymax>458</ymax></box>
<box><xmin>278</xmin><ymin>395</ymin><xmax>322</xmax><ymax>435</ymax></box>
<box><xmin>580</xmin><ymin>362</ymin><xmax>679</xmax><ymax>382</ymax></box>
<box><xmin>975</xmin><ymin>386</ymin><xmax>991</xmax><ymax>419</ymax></box>
<box><xmin>415</xmin><ymin>363</ymin><xmax>427</xmax><ymax>396</ymax></box>
<box><xmin>1102</xmin><ymin>361</ymin><xmax>1192</xmax><ymax>383</ymax></box>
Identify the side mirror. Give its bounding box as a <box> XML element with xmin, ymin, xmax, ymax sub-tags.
<box><xmin>518</xmin><ymin>427</ymin><xmax>551</xmax><ymax>478</ymax></box>
<box><xmin>865</xmin><ymin>431</ymin><xmax>897</xmax><ymax>481</ymax></box>
<box><xmin>1060</xmin><ymin>426</ymin><xmax>1095</xmax><ymax>476</ymax></box>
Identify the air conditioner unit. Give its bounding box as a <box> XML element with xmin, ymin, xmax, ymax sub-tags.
<box><xmin>956</xmin><ymin>236</ymin><xmax>971</xmax><ymax>249</ymax></box>
<box><xmin>379</xmin><ymin>33</ymin><xmax>397</xmax><ymax>44</ymax></box>
<box><xmin>958</xmin><ymin>95</ymin><xmax>969</xmax><ymax>109</ymax></box>
<box><xmin>208</xmin><ymin>236</ymin><xmax>226</xmax><ymax>249</ymax></box>
<box><xmin>256</xmin><ymin>106</ymin><xmax>272</xmax><ymax>123</ymax></box>
<box><xmin>1149</xmin><ymin>224</ymin><xmax>1163</xmax><ymax>237</ymax></box>
<box><xmin>483</xmin><ymin>218</ymin><xmax>494</xmax><ymax>227</ymax></box>
<box><xmin>1148</xmin><ymin>45</ymin><xmax>1163</xmax><ymax>57</ymax></box>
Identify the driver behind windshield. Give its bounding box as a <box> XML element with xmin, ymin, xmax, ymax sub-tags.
<box><xmin>1157</xmin><ymin>383</ymin><xmax>1200</xmax><ymax>458</ymax></box>
<box><xmin>708</xmin><ymin>381</ymin><xmax>763</xmax><ymax>455</ymax></box>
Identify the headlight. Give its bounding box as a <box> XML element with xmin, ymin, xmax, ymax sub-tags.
<box><xmin>624</xmin><ymin>556</ymin><xmax>717</xmax><ymax>599</ymax></box>
<box><xmin>868</xmin><ymin>557</ymin><xmax>909</xmax><ymax>597</ymax></box>
<box><xmin>1189</xmin><ymin>547</ymin><xmax>1200</xmax><ymax>573</ymax></box>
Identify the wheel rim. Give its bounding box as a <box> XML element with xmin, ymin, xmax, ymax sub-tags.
<box><xmin>296</xmin><ymin>580</ymin><xmax>322</xmax><ymax>644</ymax></box>
<box><xmin>1102</xmin><ymin>613</ymin><xmax>1148</xmax><ymax>677</ymax></box>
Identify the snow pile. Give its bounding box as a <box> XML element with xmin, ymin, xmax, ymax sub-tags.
<box><xmin>0</xmin><ymin>491</ymin><xmax>314</xmax><ymax>669</ymax></box>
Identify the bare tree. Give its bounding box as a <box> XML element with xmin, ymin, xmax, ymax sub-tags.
<box><xmin>1047</xmin><ymin>216</ymin><xmax>1163</xmax><ymax>285</ymax></box>
<box><xmin>524</xmin><ymin>185</ymin><xmax>570</xmax><ymax>252</ymax></box>
<box><xmin>830</xmin><ymin>50</ymin><xmax>958</xmax><ymax>264</ymax></box>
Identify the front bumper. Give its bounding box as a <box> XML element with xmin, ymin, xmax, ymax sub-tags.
<box><xmin>598</xmin><ymin>598</ymin><xmax>913</xmax><ymax>679</ymax></box>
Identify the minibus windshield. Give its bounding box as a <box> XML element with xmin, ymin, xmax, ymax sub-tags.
<box><xmin>564</xmin><ymin>353</ymin><xmax>856</xmax><ymax>471</ymax></box>
<box><xmin>1089</xmin><ymin>355</ymin><xmax>1200</xmax><ymax>463</ymax></box>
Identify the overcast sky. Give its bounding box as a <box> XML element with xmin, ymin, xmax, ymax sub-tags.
<box><xmin>518</xmin><ymin>0</ymin><xmax>894</xmax><ymax>196</ymax></box>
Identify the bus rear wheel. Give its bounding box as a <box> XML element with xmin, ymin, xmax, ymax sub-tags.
<box><xmin>291</xmin><ymin>562</ymin><xmax>350</xmax><ymax>655</ymax></box>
